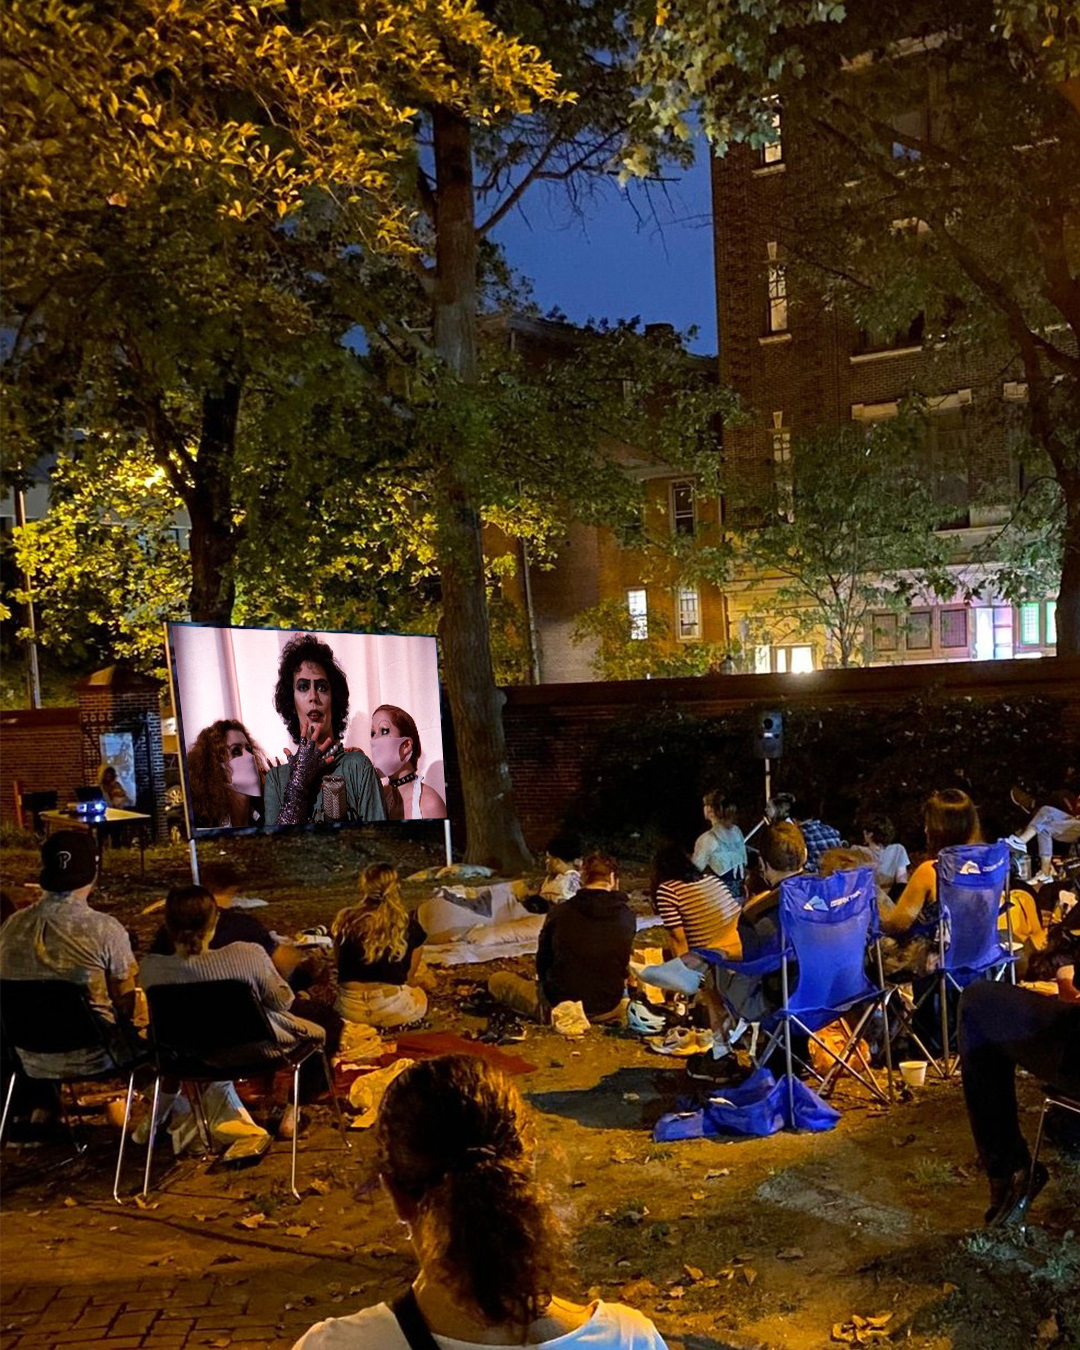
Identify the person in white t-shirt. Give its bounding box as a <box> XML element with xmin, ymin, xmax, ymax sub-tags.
<box><xmin>861</xmin><ymin>814</ymin><xmax>910</xmax><ymax>897</ymax></box>
<box><xmin>291</xmin><ymin>1055</ymin><xmax>668</xmax><ymax>1350</ymax></box>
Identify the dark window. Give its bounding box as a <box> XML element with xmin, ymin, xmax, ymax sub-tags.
<box><xmin>871</xmin><ymin>613</ymin><xmax>899</xmax><ymax>652</ymax></box>
<box><xmin>905</xmin><ymin>610</ymin><xmax>933</xmax><ymax>650</ymax></box>
<box><xmin>940</xmin><ymin>608</ymin><xmax>969</xmax><ymax>649</ymax></box>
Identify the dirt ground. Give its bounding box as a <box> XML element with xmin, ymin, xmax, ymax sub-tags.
<box><xmin>1</xmin><ymin>832</ymin><xmax>1078</xmax><ymax>1350</ymax></box>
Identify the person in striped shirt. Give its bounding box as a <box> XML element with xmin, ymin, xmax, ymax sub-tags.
<box><xmin>652</xmin><ymin>844</ymin><xmax>742</xmax><ymax>960</ymax></box>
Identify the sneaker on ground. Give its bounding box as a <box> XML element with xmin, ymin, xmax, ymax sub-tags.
<box><xmin>646</xmin><ymin>1026</ymin><xmax>713</xmax><ymax>1057</ymax></box>
<box><xmin>685</xmin><ymin>1051</ymin><xmax>748</xmax><ymax>1085</ymax></box>
<box><xmin>1032</xmin><ymin>871</ymin><xmax>1056</xmax><ymax>885</ymax></box>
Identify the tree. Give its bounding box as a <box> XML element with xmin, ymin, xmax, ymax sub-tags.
<box><xmin>632</xmin><ymin>0</ymin><xmax>1080</xmax><ymax>655</ymax></box>
<box><xmin>693</xmin><ymin>420</ymin><xmax>956</xmax><ymax>667</ymax></box>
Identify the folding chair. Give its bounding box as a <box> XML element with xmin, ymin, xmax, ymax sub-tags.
<box><xmin>142</xmin><ymin>980</ymin><xmax>349</xmax><ymax>1200</ymax></box>
<box><xmin>1025</xmin><ymin>1087</ymin><xmax>1080</xmax><ymax>1226</ymax></box>
<box><xmin>888</xmin><ymin>842</ymin><xmax>1015</xmax><ymax>1079</ymax></box>
<box><xmin>755</xmin><ymin>868</ymin><xmax>894</xmax><ymax>1120</ymax></box>
<box><xmin>0</xmin><ymin>979</ymin><xmax>147</xmax><ymax>1203</ymax></box>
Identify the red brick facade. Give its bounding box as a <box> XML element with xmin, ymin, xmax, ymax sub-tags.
<box><xmin>0</xmin><ymin>707</ymin><xmax>82</xmax><ymax>826</ymax></box>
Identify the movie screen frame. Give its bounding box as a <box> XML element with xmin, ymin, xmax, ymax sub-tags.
<box><xmin>167</xmin><ymin>623</ymin><xmax>446</xmax><ymax>837</ymax></box>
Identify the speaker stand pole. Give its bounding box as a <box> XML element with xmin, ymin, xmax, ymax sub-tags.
<box><xmin>764</xmin><ymin>758</ymin><xmax>772</xmax><ymax>809</ymax></box>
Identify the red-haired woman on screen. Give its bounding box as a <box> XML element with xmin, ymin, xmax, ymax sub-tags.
<box><xmin>186</xmin><ymin>720</ymin><xmax>268</xmax><ymax>830</ymax></box>
<box><xmin>369</xmin><ymin>704</ymin><xmax>447</xmax><ymax>821</ymax></box>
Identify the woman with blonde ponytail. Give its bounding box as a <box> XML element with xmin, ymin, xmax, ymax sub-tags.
<box><xmin>332</xmin><ymin>864</ymin><xmax>428</xmax><ymax>1028</ymax></box>
<box><xmin>292</xmin><ymin>1055</ymin><xmax>668</xmax><ymax>1349</ymax></box>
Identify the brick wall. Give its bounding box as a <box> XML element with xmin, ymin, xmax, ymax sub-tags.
<box><xmin>0</xmin><ymin>708</ymin><xmax>82</xmax><ymax>826</ymax></box>
<box><xmin>495</xmin><ymin>657</ymin><xmax>1080</xmax><ymax>849</ymax></box>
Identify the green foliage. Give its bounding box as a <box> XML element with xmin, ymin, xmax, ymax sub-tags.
<box><xmin>695</xmin><ymin>419</ymin><xmax>956</xmax><ymax>666</ymax></box>
<box><xmin>571</xmin><ymin>597</ymin><xmax>730</xmax><ymax>679</ymax></box>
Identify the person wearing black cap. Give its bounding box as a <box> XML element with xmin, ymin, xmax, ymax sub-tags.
<box><xmin>0</xmin><ymin>830</ymin><xmax>138</xmax><ymax>1079</ymax></box>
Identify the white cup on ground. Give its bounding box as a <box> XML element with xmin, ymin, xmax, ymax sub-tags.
<box><xmin>899</xmin><ymin>1060</ymin><xmax>928</xmax><ymax>1089</ymax></box>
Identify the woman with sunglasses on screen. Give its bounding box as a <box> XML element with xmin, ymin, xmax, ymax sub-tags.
<box><xmin>369</xmin><ymin>704</ymin><xmax>446</xmax><ymax>821</ymax></box>
<box><xmin>264</xmin><ymin>634</ymin><xmax>386</xmax><ymax>827</ymax></box>
<box><xmin>186</xmin><ymin>719</ymin><xmax>268</xmax><ymax>830</ymax></box>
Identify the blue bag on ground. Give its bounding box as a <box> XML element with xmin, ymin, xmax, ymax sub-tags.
<box><xmin>652</xmin><ymin>1069</ymin><xmax>840</xmax><ymax>1142</ymax></box>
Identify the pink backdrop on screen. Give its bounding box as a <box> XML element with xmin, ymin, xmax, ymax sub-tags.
<box><xmin>170</xmin><ymin>625</ymin><xmax>445</xmax><ymax>807</ymax></box>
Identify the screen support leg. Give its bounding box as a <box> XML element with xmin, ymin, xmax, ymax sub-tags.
<box><xmin>188</xmin><ymin>836</ymin><xmax>200</xmax><ymax>885</ymax></box>
<box><xmin>443</xmin><ymin>818</ymin><xmax>453</xmax><ymax>868</ymax></box>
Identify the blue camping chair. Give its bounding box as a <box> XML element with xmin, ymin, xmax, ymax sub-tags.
<box><xmin>889</xmin><ymin>841</ymin><xmax>1015</xmax><ymax>1079</ymax></box>
<box><xmin>760</xmin><ymin>867</ymin><xmax>893</xmax><ymax>1118</ymax></box>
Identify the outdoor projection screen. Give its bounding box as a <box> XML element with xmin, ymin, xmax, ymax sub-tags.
<box><xmin>169</xmin><ymin>623</ymin><xmax>445</xmax><ymax>835</ymax></box>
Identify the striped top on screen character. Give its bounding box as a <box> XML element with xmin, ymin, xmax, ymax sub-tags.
<box><xmin>656</xmin><ymin>876</ymin><xmax>742</xmax><ymax>956</ymax></box>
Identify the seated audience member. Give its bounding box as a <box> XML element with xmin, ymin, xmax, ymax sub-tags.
<box><xmin>332</xmin><ymin>863</ymin><xmax>428</xmax><ymax>1029</ymax></box>
<box><xmin>958</xmin><ymin>980</ymin><xmax>1080</xmax><ymax>1227</ymax></box>
<box><xmin>538</xmin><ymin>833</ymin><xmax>583</xmax><ymax>905</ymax></box>
<box><xmin>148</xmin><ymin>861</ymin><xmax>303</xmax><ymax>981</ymax></box>
<box><xmin>692</xmin><ymin>792</ymin><xmax>748</xmax><ymax>896</ymax></box>
<box><xmin>796</xmin><ymin>807</ymin><xmax>844</xmax><ymax>874</ymax></box>
<box><xmin>709</xmin><ymin>822</ymin><xmax>809</xmax><ymax>1033</ymax></box>
<box><xmin>877</xmin><ymin>788</ymin><xmax>981</xmax><ymax>976</ymax></box>
<box><xmin>140</xmin><ymin>885</ymin><xmax>340</xmax><ymax>1139</ymax></box>
<box><xmin>0</xmin><ymin>832</ymin><xmax>138</xmax><ymax>1080</ymax></box>
<box><xmin>488</xmin><ymin>853</ymin><xmax>635</xmax><ymax>1023</ymax></box>
<box><xmin>861</xmin><ymin>814</ymin><xmax>910</xmax><ymax>895</ymax></box>
<box><xmin>1007</xmin><ymin>795</ymin><xmax>1080</xmax><ymax>886</ymax></box>
<box><xmin>652</xmin><ymin>843</ymin><xmax>741</xmax><ymax>960</ymax></box>
<box><xmin>1001</xmin><ymin>874</ymin><xmax>1048</xmax><ymax>977</ymax></box>
<box><xmin>97</xmin><ymin>764</ymin><xmax>132</xmax><ymax>809</ymax></box>
<box><xmin>291</xmin><ymin>1055</ymin><xmax>669</xmax><ymax>1349</ymax></box>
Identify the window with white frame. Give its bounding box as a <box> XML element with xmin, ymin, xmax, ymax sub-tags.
<box><xmin>676</xmin><ymin>585</ymin><xmax>701</xmax><ymax>640</ymax></box>
<box><xmin>766</xmin><ymin>243</ymin><xmax>788</xmax><ymax>333</ymax></box>
<box><xmin>627</xmin><ymin>588</ymin><xmax>648</xmax><ymax>641</ymax></box>
<box><xmin>774</xmin><ymin>645</ymin><xmax>813</xmax><ymax>673</ymax></box>
<box><xmin>670</xmin><ymin>480</ymin><xmax>696</xmax><ymax>536</ymax></box>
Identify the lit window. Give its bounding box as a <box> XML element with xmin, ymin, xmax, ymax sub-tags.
<box><xmin>1018</xmin><ymin>602</ymin><xmax>1041</xmax><ymax>646</ymax></box>
<box><xmin>905</xmin><ymin>610</ymin><xmax>932</xmax><ymax>650</ymax></box>
<box><xmin>767</xmin><ymin>257</ymin><xmax>788</xmax><ymax>333</ymax></box>
<box><xmin>1047</xmin><ymin>601</ymin><xmax>1057</xmax><ymax>646</ymax></box>
<box><xmin>772</xmin><ymin>419</ymin><xmax>793</xmax><ymax>520</ymax></box>
<box><xmin>773</xmin><ymin>645</ymin><xmax>813</xmax><ymax>674</ymax></box>
<box><xmin>940</xmin><ymin>608</ymin><xmax>969</xmax><ymax>649</ymax></box>
<box><xmin>676</xmin><ymin>586</ymin><xmax>701</xmax><ymax>641</ymax></box>
<box><xmin>872</xmin><ymin>613</ymin><xmax>899</xmax><ymax>652</ymax></box>
<box><xmin>762</xmin><ymin>106</ymin><xmax>783</xmax><ymax>164</ymax></box>
<box><xmin>670</xmin><ymin>481</ymin><xmax>696</xmax><ymax>536</ymax></box>
<box><xmin>627</xmin><ymin>588</ymin><xmax>648</xmax><ymax>641</ymax></box>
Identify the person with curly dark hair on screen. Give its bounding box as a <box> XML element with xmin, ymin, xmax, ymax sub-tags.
<box><xmin>263</xmin><ymin>633</ymin><xmax>385</xmax><ymax>827</ymax></box>
<box><xmin>186</xmin><ymin>719</ymin><xmax>269</xmax><ymax>830</ymax></box>
<box><xmin>291</xmin><ymin>1055</ymin><xmax>669</xmax><ymax>1349</ymax></box>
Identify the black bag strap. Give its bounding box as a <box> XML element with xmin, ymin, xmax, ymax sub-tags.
<box><xmin>391</xmin><ymin>1288</ymin><xmax>442</xmax><ymax>1350</ymax></box>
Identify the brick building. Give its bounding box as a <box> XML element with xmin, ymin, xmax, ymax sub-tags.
<box><xmin>709</xmin><ymin>113</ymin><xmax>1057</xmax><ymax>671</ymax></box>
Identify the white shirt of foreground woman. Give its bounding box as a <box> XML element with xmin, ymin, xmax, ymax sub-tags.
<box><xmin>290</xmin><ymin>1297</ymin><xmax>669</xmax><ymax>1349</ymax></box>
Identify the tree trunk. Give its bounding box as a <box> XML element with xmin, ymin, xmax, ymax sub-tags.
<box><xmin>186</xmin><ymin>382</ymin><xmax>242</xmax><ymax>625</ymax></box>
<box><xmin>1057</xmin><ymin>471</ymin><xmax>1080</xmax><ymax>657</ymax></box>
<box><xmin>431</xmin><ymin>106</ymin><xmax>531</xmax><ymax>871</ymax></box>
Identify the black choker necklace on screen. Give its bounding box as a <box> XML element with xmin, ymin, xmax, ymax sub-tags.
<box><xmin>389</xmin><ymin>772</ymin><xmax>418</xmax><ymax>788</ymax></box>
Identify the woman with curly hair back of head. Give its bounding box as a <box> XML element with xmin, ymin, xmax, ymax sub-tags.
<box><xmin>331</xmin><ymin>864</ymin><xmax>429</xmax><ymax>1028</ymax></box>
<box><xmin>186</xmin><ymin>720</ymin><xmax>268</xmax><ymax>829</ymax></box>
<box><xmin>291</xmin><ymin>1055</ymin><xmax>669</xmax><ymax>1349</ymax></box>
<box><xmin>263</xmin><ymin>633</ymin><xmax>385</xmax><ymax>827</ymax></box>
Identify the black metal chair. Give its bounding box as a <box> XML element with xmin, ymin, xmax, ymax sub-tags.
<box><xmin>1022</xmin><ymin>1086</ymin><xmax>1080</xmax><ymax>1228</ymax></box>
<box><xmin>142</xmin><ymin>980</ymin><xmax>349</xmax><ymax>1199</ymax></box>
<box><xmin>0</xmin><ymin>979</ymin><xmax>146</xmax><ymax>1202</ymax></box>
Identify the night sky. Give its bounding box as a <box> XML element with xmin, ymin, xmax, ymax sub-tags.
<box><xmin>490</xmin><ymin>142</ymin><xmax>717</xmax><ymax>356</ymax></box>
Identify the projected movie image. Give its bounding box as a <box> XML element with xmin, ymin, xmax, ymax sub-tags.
<box><xmin>169</xmin><ymin>625</ymin><xmax>446</xmax><ymax>835</ymax></box>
